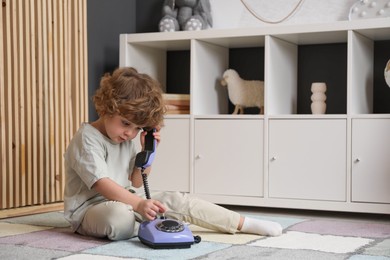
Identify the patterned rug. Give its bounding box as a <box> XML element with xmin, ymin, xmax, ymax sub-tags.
<box><xmin>0</xmin><ymin>209</ymin><xmax>389</xmax><ymax>260</ymax></box>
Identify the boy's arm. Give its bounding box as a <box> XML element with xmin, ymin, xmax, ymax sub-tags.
<box><xmin>92</xmin><ymin>177</ymin><xmax>165</xmax><ymax>220</ymax></box>
<box><xmin>130</xmin><ymin>166</ymin><xmax>151</xmax><ymax>188</ymax></box>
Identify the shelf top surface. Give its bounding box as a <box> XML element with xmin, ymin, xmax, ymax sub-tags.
<box><xmin>122</xmin><ymin>18</ymin><xmax>390</xmax><ymax>48</ymax></box>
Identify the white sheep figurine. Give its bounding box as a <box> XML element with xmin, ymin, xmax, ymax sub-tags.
<box><xmin>220</xmin><ymin>69</ymin><xmax>264</xmax><ymax>114</ymax></box>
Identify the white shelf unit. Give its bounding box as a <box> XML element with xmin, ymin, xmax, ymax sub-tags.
<box><xmin>120</xmin><ymin>18</ymin><xmax>390</xmax><ymax>214</ymax></box>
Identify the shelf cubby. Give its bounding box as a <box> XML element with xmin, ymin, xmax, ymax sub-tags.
<box><xmin>267</xmin><ymin>30</ymin><xmax>348</xmax><ymax>116</ymax></box>
<box><xmin>166</xmin><ymin>50</ymin><xmax>190</xmax><ymax>94</ymax></box>
<box><xmin>349</xmin><ymin>27</ymin><xmax>390</xmax><ymax>115</ymax></box>
<box><xmin>119</xmin><ymin>35</ymin><xmax>191</xmax><ymax>94</ymax></box>
<box><xmin>227</xmin><ymin>47</ymin><xmax>265</xmax><ymax>114</ymax></box>
<box><xmin>374</xmin><ymin>39</ymin><xmax>390</xmax><ymax>114</ymax></box>
<box><xmin>192</xmin><ymin>35</ymin><xmax>265</xmax><ymax>116</ymax></box>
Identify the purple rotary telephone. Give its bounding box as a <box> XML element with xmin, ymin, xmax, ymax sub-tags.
<box><xmin>134</xmin><ymin>129</ymin><xmax>200</xmax><ymax>249</ymax></box>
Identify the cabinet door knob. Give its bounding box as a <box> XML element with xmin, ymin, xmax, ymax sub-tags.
<box><xmin>271</xmin><ymin>156</ymin><xmax>277</xmax><ymax>161</ymax></box>
<box><xmin>355</xmin><ymin>158</ymin><xmax>360</xmax><ymax>163</ymax></box>
<box><xmin>196</xmin><ymin>155</ymin><xmax>202</xmax><ymax>159</ymax></box>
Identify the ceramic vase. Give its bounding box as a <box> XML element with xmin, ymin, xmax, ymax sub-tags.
<box><xmin>311</xmin><ymin>82</ymin><xmax>327</xmax><ymax>114</ymax></box>
<box><xmin>385</xmin><ymin>59</ymin><xmax>390</xmax><ymax>87</ymax></box>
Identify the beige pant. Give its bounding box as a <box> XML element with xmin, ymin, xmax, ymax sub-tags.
<box><xmin>77</xmin><ymin>191</ymin><xmax>241</xmax><ymax>240</ymax></box>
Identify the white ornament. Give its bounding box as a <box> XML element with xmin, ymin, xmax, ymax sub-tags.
<box><xmin>385</xmin><ymin>59</ymin><xmax>390</xmax><ymax>88</ymax></box>
<box><xmin>311</xmin><ymin>82</ymin><xmax>327</xmax><ymax>114</ymax></box>
<box><xmin>349</xmin><ymin>0</ymin><xmax>390</xmax><ymax>20</ymax></box>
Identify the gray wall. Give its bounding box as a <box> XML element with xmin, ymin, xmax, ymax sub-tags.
<box><xmin>135</xmin><ymin>1</ymin><xmax>162</xmax><ymax>33</ymax></box>
<box><xmin>87</xmin><ymin>0</ymin><xmax>161</xmax><ymax>120</ymax></box>
<box><xmin>87</xmin><ymin>0</ymin><xmax>134</xmax><ymax>120</ymax></box>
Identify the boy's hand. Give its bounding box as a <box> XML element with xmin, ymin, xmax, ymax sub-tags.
<box><xmin>140</xmin><ymin>127</ymin><xmax>161</xmax><ymax>151</ymax></box>
<box><xmin>152</xmin><ymin>128</ymin><xmax>161</xmax><ymax>145</ymax></box>
<box><xmin>136</xmin><ymin>199</ymin><xmax>166</xmax><ymax>220</ymax></box>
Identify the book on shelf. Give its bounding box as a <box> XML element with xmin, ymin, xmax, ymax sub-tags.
<box><xmin>163</xmin><ymin>93</ymin><xmax>190</xmax><ymax>114</ymax></box>
<box><xmin>165</xmin><ymin>110</ymin><xmax>190</xmax><ymax>114</ymax></box>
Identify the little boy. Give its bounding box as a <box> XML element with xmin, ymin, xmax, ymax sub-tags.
<box><xmin>64</xmin><ymin>67</ymin><xmax>282</xmax><ymax>240</ymax></box>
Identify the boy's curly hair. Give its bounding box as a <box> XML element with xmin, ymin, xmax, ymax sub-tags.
<box><xmin>93</xmin><ymin>67</ymin><xmax>166</xmax><ymax>128</ymax></box>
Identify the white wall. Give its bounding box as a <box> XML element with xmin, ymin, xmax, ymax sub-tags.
<box><xmin>211</xmin><ymin>0</ymin><xmax>356</xmax><ymax>29</ymax></box>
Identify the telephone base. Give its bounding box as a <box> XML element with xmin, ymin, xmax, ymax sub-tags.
<box><xmin>138</xmin><ymin>218</ymin><xmax>195</xmax><ymax>249</ymax></box>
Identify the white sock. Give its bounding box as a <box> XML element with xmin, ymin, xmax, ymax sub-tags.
<box><xmin>240</xmin><ymin>217</ymin><xmax>283</xmax><ymax>236</ymax></box>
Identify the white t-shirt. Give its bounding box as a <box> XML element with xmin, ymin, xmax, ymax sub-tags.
<box><xmin>63</xmin><ymin>123</ymin><xmax>137</xmax><ymax>231</ymax></box>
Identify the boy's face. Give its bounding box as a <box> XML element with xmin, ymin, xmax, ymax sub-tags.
<box><xmin>104</xmin><ymin>114</ymin><xmax>142</xmax><ymax>144</ymax></box>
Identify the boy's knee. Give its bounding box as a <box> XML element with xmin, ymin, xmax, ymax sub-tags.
<box><xmin>157</xmin><ymin>191</ymin><xmax>186</xmax><ymax>206</ymax></box>
<box><xmin>105</xmin><ymin>201</ymin><xmax>137</xmax><ymax>240</ymax></box>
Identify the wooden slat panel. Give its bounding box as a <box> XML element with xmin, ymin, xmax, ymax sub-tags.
<box><xmin>83</xmin><ymin>0</ymin><xmax>88</xmax><ymax>123</ymax></box>
<box><xmin>24</xmin><ymin>0</ymin><xmax>33</xmax><ymax>206</ymax></box>
<box><xmin>52</xmin><ymin>0</ymin><xmax>61</xmax><ymax>201</ymax></box>
<box><xmin>72</xmin><ymin>0</ymin><xmax>80</xmax><ymax>131</ymax></box>
<box><xmin>58</xmin><ymin>0</ymin><xmax>65</xmax><ymax>201</ymax></box>
<box><xmin>46</xmin><ymin>0</ymin><xmax>55</xmax><ymax>203</ymax></box>
<box><xmin>65</xmin><ymin>0</ymin><xmax>72</xmax><ymax>150</ymax></box>
<box><xmin>11</xmin><ymin>0</ymin><xmax>21</xmax><ymax>208</ymax></box>
<box><xmin>78</xmin><ymin>0</ymin><xmax>85</xmax><ymax>122</ymax></box>
<box><xmin>4</xmin><ymin>0</ymin><xmax>14</xmax><ymax>208</ymax></box>
<box><xmin>36</xmin><ymin>0</ymin><xmax>45</xmax><ymax>205</ymax></box>
<box><xmin>0</xmin><ymin>0</ymin><xmax>6</xmax><ymax>209</ymax></box>
<box><xmin>41</xmin><ymin>0</ymin><xmax>48</xmax><ymax>204</ymax></box>
<box><xmin>0</xmin><ymin>0</ymin><xmax>88</xmax><ymax>212</ymax></box>
<box><xmin>18</xmin><ymin>0</ymin><xmax>26</xmax><ymax>207</ymax></box>
<box><xmin>30</xmin><ymin>0</ymin><xmax>38</xmax><ymax>205</ymax></box>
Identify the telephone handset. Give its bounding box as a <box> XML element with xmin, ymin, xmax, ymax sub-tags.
<box><xmin>135</xmin><ymin>129</ymin><xmax>157</xmax><ymax>170</ymax></box>
<box><xmin>135</xmin><ymin>128</ymin><xmax>156</xmax><ymax>200</ymax></box>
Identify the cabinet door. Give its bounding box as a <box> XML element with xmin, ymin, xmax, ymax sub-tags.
<box><xmin>269</xmin><ymin>119</ymin><xmax>347</xmax><ymax>201</ymax></box>
<box><xmin>149</xmin><ymin>118</ymin><xmax>190</xmax><ymax>192</ymax></box>
<box><xmin>352</xmin><ymin>119</ymin><xmax>390</xmax><ymax>204</ymax></box>
<box><xmin>194</xmin><ymin>119</ymin><xmax>264</xmax><ymax>197</ymax></box>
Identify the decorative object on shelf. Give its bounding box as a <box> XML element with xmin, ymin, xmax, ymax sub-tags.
<box><xmin>220</xmin><ymin>69</ymin><xmax>264</xmax><ymax>115</ymax></box>
<box><xmin>159</xmin><ymin>0</ymin><xmax>212</xmax><ymax>32</ymax></box>
<box><xmin>385</xmin><ymin>59</ymin><xmax>390</xmax><ymax>87</ymax></box>
<box><xmin>240</xmin><ymin>0</ymin><xmax>305</xmax><ymax>24</ymax></box>
<box><xmin>349</xmin><ymin>0</ymin><xmax>390</xmax><ymax>20</ymax></box>
<box><xmin>310</xmin><ymin>82</ymin><xmax>327</xmax><ymax>114</ymax></box>
<box><xmin>163</xmin><ymin>93</ymin><xmax>190</xmax><ymax>114</ymax></box>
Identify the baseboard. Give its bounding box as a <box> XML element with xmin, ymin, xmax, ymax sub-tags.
<box><xmin>0</xmin><ymin>202</ymin><xmax>64</xmax><ymax>219</ymax></box>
